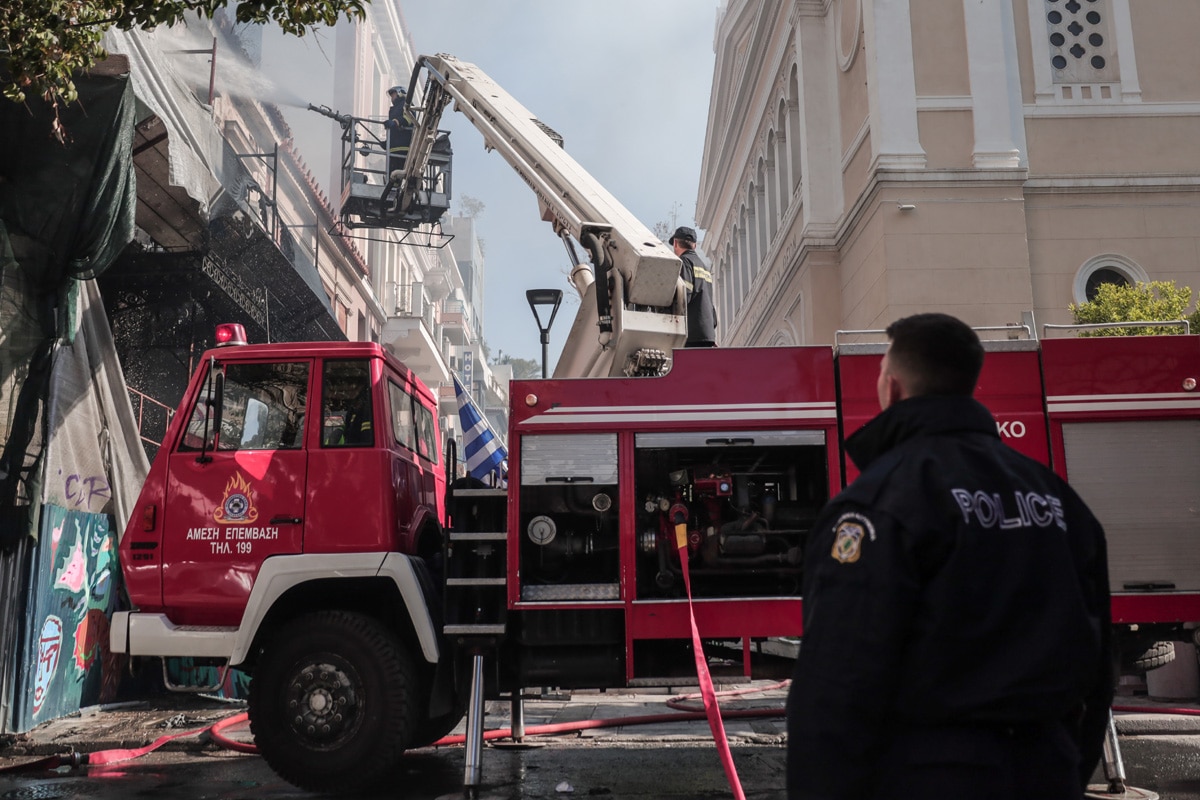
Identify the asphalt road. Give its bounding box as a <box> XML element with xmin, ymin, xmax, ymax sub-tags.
<box><xmin>0</xmin><ymin>741</ymin><xmax>790</xmax><ymax>799</ymax></box>
<box><xmin>3</xmin><ymin>735</ymin><xmax>1200</xmax><ymax>799</ymax></box>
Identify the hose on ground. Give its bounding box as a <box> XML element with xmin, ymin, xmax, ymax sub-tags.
<box><xmin>6</xmin><ymin>689</ymin><xmax>1187</xmax><ymax>775</ymax></box>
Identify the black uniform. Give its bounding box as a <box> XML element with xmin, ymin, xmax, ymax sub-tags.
<box><xmin>786</xmin><ymin>395</ymin><xmax>1111</xmax><ymax>800</ymax></box>
<box><xmin>386</xmin><ymin>96</ymin><xmax>414</xmax><ymax>177</ymax></box>
<box><xmin>679</xmin><ymin>247</ymin><xmax>717</xmax><ymax>347</ymax></box>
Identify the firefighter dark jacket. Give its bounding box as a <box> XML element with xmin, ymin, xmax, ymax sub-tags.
<box><xmin>787</xmin><ymin>394</ymin><xmax>1113</xmax><ymax>799</ymax></box>
<box><xmin>678</xmin><ymin>247</ymin><xmax>717</xmax><ymax>346</ymax></box>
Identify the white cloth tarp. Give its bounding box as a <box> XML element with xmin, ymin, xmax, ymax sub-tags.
<box><xmin>102</xmin><ymin>26</ymin><xmax>226</xmax><ymax>217</ymax></box>
<box><xmin>42</xmin><ymin>280</ymin><xmax>150</xmax><ymax>537</ymax></box>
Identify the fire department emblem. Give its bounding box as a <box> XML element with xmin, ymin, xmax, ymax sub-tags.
<box><xmin>831</xmin><ymin>513</ymin><xmax>874</xmax><ymax>564</ymax></box>
<box><xmin>213</xmin><ymin>471</ymin><xmax>259</xmax><ymax>525</ymax></box>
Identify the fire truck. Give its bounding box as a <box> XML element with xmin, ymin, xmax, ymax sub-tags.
<box><xmin>110</xmin><ymin>54</ymin><xmax>1200</xmax><ymax>795</ymax></box>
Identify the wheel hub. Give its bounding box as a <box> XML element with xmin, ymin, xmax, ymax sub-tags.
<box><xmin>284</xmin><ymin>659</ymin><xmax>360</xmax><ymax>747</ymax></box>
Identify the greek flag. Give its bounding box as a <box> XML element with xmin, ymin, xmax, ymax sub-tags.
<box><xmin>454</xmin><ymin>374</ymin><xmax>507</xmax><ymax>481</ymax></box>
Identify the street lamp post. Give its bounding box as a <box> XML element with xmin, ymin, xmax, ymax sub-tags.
<box><xmin>526</xmin><ymin>289</ymin><xmax>563</xmax><ymax>379</ymax></box>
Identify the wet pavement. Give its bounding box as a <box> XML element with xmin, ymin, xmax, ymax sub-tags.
<box><xmin>3</xmin><ymin>684</ymin><xmax>1200</xmax><ymax>798</ymax></box>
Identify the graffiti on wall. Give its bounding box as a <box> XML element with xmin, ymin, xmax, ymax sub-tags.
<box><xmin>20</xmin><ymin>504</ymin><xmax>122</xmax><ymax>729</ymax></box>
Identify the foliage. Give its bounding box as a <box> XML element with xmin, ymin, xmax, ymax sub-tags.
<box><xmin>456</xmin><ymin>194</ymin><xmax>485</xmax><ymax>219</ymax></box>
<box><xmin>0</xmin><ymin>0</ymin><xmax>365</xmax><ymax>126</ymax></box>
<box><xmin>652</xmin><ymin>219</ymin><xmax>672</xmax><ymax>243</ymax></box>
<box><xmin>491</xmin><ymin>350</ymin><xmax>541</xmax><ymax>380</ymax></box>
<box><xmin>1068</xmin><ymin>280</ymin><xmax>1199</xmax><ymax>336</ymax></box>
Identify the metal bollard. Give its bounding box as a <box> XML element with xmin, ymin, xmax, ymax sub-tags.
<box><xmin>462</xmin><ymin>653</ymin><xmax>486</xmax><ymax>796</ymax></box>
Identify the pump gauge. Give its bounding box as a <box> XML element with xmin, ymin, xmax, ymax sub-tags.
<box><xmin>527</xmin><ymin>515</ymin><xmax>557</xmax><ymax>545</ymax></box>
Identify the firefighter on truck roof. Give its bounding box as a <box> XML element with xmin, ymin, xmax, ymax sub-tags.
<box><xmin>786</xmin><ymin>313</ymin><xmax>1113</xmax><ymax>800</ymax></box>
<box><xmin>669</xmin><ymin>226</ymin><xmax>717</xmax><ymax>347</ymax></box>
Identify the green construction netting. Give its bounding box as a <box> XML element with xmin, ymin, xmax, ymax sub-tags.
<box><xmin>0</xmin><ymin>65</ymin><xmax>137</xmax><ymax>547</ymax></box>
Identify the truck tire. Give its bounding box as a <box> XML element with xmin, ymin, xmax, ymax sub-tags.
<box><xmin>408</xmin><ymin>697</ymin><xmax>468</xmax><ymax>749</ymax></box>
<box><xmin>1130</xmin><ymin>641</ymin><xmax>1176</xmax><ymax>672</ymax></box>
<box><xmin>248</xmin><ymin>610</ymin><xmax>418</xmax><ymax>793</ymax></box>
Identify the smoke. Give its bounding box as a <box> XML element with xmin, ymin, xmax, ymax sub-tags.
<box><xmin>152</xmin><ymin>21</ymin><xmax>311</xmax><ymax>108</ymax></box>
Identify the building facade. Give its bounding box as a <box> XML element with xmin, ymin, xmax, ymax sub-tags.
<box><xmin>697</xmin><ymin>0</ymin><xmax>1200</xmax><ymax>345</ymax></box>
<box><xmin>95</xmin><ymin>3</ymin><xmax>507</xmax><ymax>463</ymax></box>
<box><xmin>261</xmin><ymin>6</ymin><xmax>508</xmax><ymax>464</ymax></box>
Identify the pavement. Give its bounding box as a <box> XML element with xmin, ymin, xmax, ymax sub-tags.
<box><xmin>3</xmin><ymin>680</ymin><xmax>1199</xmax><ymax>767</ymax></box>
<box><xmin>0</xmin><ymin>683</ymin><xmax>790</xmax><ymax>765</ymax></box>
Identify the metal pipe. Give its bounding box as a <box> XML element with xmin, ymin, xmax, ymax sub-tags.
<box><xmin>463</xmin><ymin>652</ymin><xmax>486</xmax><ymax>791</ymax></box>
<box><xmin>271</xmin><ymin>143</ymin><xmax>278</xmax><ymax>241</ymax></box>
<box><xmin>1102</xmin><ymin>710</ymin><xmax>1126</xmax><ymax>794</ymax></box>
<box><xmin>208</xmin><ymin>37</ymin><xmax>216</xmax><ymax>106</ymax></box>
<box><xmin>510</xmin><ymin>691</ymin><xmax>525</xmax><ymax>742</ymax></box>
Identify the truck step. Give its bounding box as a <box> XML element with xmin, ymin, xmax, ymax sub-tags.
<box><xmin>446</xmin><ymin>577</ymin><xmax>507</xmax><ymax>586</ymax></box>
<box><xmin>452</xmin><ymin>488</ymin><xmax>508</xmax><ymax>498</ymax></box>
<box><xmin>443</xmin><ymin>624</ymin><xmax>506</xmax><ymax>635</ymax></box>
<box><xmin>449</xmin><ymin>531</ymin><xmax>507</xmax><ymax>541</ymax></box>
<box><xmin>520</xmin><ymin>583</ymin><xmax>620</xmax><ymax>601</ymax></box>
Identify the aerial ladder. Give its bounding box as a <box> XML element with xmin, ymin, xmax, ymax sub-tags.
<box><xmin>313</xmin><ymin>54</ymin><xmax>688</xmax><ymax>378</ymax></box>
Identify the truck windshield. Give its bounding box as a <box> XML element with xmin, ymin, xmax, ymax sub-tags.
<box><xmin>179</xmin><ymin>361</ymin><xmax>309</xmax><ymax>451</ymax></box>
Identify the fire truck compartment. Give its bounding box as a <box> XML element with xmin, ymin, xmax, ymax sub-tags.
<box><xmin>1060</xmin><ymin>419</ymin><xmax>1200</xmax><ymax>594</ymax></box>
<box><xmin>517</xmin><ymin>434</ymin><xmax>621</xmax><ymax>601</ymax></box>
<box><xmin>632</xmin><ymin>429</ymin><xmax>826</xmax><ymax>600</ymax></box>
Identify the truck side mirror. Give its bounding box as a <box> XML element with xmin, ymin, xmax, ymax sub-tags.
<box><xmin>197</xmin><ymin>359</ymin><xmax>223</xmax><ymax>463</ymax></box>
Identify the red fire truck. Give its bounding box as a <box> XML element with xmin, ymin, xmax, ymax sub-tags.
<box><xmin>110</xmin><ymin>54</ymin><xmax>1200</xmax><ymax>795</ymax></box>
<box><xmin>109</xmin><ymin>321</ymin><xmax>1199</xmax><ymax>793</ymax></box>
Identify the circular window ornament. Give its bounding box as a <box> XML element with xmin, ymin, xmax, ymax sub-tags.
<box><xmin>1073</xmin><ymin>254</ymin><xmax>1149</xmax><ymax>304</ymax></box>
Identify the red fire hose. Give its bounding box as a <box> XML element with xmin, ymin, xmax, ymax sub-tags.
<box><xmin>0</xmin><ymin>683</ymin><xmax>788</xmax><ymax>775</ymax></box>
<box><xmin>5</xmin><ymin>696</ymin><xmax>1194</xmax><ymax>777</ymax></box>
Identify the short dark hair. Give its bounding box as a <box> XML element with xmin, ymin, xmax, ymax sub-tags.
<box><xmin>884</xmin><ymin>313</ymin><xmax>984</xmax><ymax>397</ymax></box>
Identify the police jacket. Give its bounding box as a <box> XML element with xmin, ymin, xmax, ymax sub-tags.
<box><xmin>679</xmin><ymin>248</ymin><xmax>717</xmax><ymax>346</ymax></box>
<box><xmin>787</xmin><ymin>394</ymin><xmax>1112</xmax><ymax>799</ymax></box>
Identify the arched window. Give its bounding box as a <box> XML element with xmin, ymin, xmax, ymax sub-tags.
<box><xmin>1072</xmin><ymin>254</ymin><xmax>1148</xmax><ymax>304</ymax></box>
<box><xmin>737</xmin><ymin>207</ymin><xmax>750</xmax><ymax>302</ymax></box>
<box><xmin>788</xmin><ymin>65</ymin><xmax>803</xmax><ymax>191</ymax></box>
<box><xmin>746</xmin><ymin>190</ymin><xmax>760</xmax><ymax>280</ymax></box>
<box><xmin>763</xmin><ymin>137</ymin><xmax>782</xmax><ymax>241</ymax></box>
<box><xmin>776</xmin><ymin>99</ymin><xmax>791</xmax><ymax>213</ymax></box>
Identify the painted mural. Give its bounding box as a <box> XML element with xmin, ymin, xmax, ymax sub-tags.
<box><xmin>19</xmin><ymin>504</ymin><xmax>122</xmax><ymax>729</ymax></box>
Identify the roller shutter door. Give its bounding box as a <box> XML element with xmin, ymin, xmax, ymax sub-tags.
<box><xmin>1062</xmin><ymin>420</ymin><xmax>1200</xmax><ymax>592</ymax></box>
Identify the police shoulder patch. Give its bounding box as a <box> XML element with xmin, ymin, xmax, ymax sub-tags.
<box><xmin>831</xmin><ymin>512</ymin><xmax>875</xmax><ymax>564</ymax></box>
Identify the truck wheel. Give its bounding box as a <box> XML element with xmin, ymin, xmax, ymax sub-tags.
<box><xmin>408</xmin><ymin>694</ymin><xmax>468</xmax><ymax>749</ymax></box>
<box><xmin>248</xmin><ymin>611</ymin><xmax>418</xmax><ymax>793</ymax></box>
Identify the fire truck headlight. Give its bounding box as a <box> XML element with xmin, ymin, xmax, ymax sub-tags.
<box><xmin>527</xmin><ymin>515</ymin><xmax>557</xmax><ymax>546</ymax></box>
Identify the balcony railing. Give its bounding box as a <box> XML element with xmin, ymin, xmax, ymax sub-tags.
<box><xmin>128</xmin><ymin>387</ymin><xmax>176</xmax><ymax>460</ymax></box>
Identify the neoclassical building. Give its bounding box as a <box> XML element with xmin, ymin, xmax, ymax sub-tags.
<box><xmin>697</xmin><ymin>0</ymin><xmax>1200</xmax><ymax>345</ymax></box>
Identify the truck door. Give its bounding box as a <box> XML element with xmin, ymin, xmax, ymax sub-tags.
<box><xmin>161</xmin><ymin>359</ymin><xmax>310</xmax><ymax>625</ymax></box>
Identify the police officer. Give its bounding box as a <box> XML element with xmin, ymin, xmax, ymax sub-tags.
<box><xmin>385</xmin><ymin>86</ymin><xmax>414</xmax><ymax>179</ymax></box>
<box><xmin>786</xmin><ymin>313</ymin><xmax>1112</xmax><ymax>799</ymax></box>
<box><xmin>669</xmin><ymin>226</ymin><xmax>717</xmax><ymax>347</ymax></box>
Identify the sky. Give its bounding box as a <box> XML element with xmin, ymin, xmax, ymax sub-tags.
<box><xmin>248</xmin><ymin>1</ymin><xmax>719</xmax><ymax>370</ymax></box>
<box><xmin>396</xmin><ymin>1</ymin><xmax>720</xmax><ymax>370</ymax></box>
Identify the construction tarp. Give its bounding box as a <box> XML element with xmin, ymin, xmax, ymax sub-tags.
<box><xmin>0</xmin><ymin>61</ymin><xmax>144</xmax><ymax>733</ymax></box>
<box><xmin>102</xmin><ymin>26</ymin><xmax>225</xmax><ymax>217</ymax></box>
<box><xmin>0</xmin><ymin>59</ymin><xmax>138</xmax><ymax>546</ymax></box>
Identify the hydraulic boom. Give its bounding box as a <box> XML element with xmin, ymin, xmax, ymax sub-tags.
<box><xmin>400</xmin><ymin>54</ymin><xmax>688</xmax><ymax>378</ymax></box>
